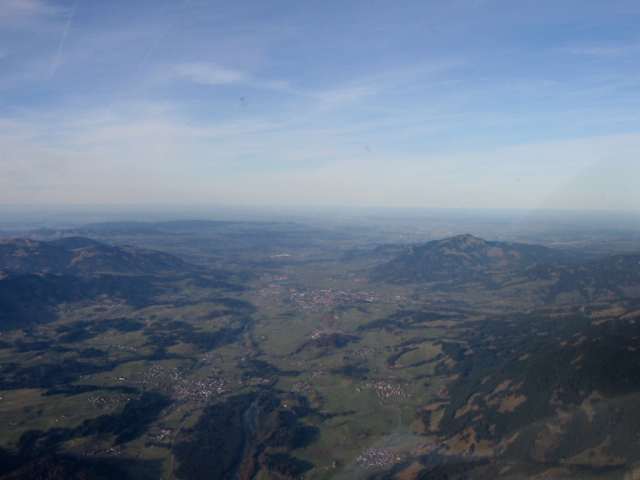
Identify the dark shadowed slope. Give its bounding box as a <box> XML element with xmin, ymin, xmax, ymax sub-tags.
<box><xmin>0</xmin><ymin>237</ymin><xmax>242</xmax><ymax>330</ymax></box>
<box><xmin>529</xmin><ymin>253</ymin><xmax>640</xmax><ymax>301</ymax></box>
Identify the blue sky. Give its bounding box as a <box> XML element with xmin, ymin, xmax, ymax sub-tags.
<box><xmin>1</xmin><ymin>0</ymin><xmax>640</xmax><ymax>210</ymax></box>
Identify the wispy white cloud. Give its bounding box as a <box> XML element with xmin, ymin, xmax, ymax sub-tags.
<box><xmin>173</xmin><ymin>60</ymin><xmax>463</xmax><ymax>112</ymax></box>
<box><xmin>312</xmin><ymin>85</ymin><xmax>377</xmax><ymax>110</ymax></box>
<box><xmin>174</xmin><ymin>62</ymin><xmax>290</xmax><ymax>92</ymax></box>
<box><xmin>308</xmin><ymin>60</ymin><xmax>464</xmax><ymax>111</ymax></box>
<box><xmin>175</xmin><ymin>63</ymin><xmax>248</xmax><ymax>86</ymax></box>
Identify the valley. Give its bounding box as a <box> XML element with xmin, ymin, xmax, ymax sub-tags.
<box><xmin>1</xmin><ymin>220</ymin><xmax>640</xmax><ymax>479</ymax></box>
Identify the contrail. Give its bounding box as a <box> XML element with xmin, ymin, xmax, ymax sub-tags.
<box><xmin>137</xmin><ymin>0</ymin><xmax>190</xmax><ymax>73</ymax></box>
<box><xmin>49</xmin><ymin>0</ymin><xmax>78</xmax><ymax>78</ymax></box>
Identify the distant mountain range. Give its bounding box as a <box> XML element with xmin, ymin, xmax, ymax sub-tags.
<box><xmin>14</xmin><ymin>220</ymin><xmax>341</xmax><ymax>261</ymax></box>
<box><xmin>27</xmin><ymin>219</ymin><xmax>306</xmax><ymax>238</ymax></box>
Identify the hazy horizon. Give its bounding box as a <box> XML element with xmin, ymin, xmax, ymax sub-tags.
<box><xmin>2</xmin><ymin>204</ymin><xmax>640</xmax><ymax>235</ymax></box>
<box><xmin>2</xmin><ymin>0</ymin><xmax>640</xmax><ymax>209</ymax></box>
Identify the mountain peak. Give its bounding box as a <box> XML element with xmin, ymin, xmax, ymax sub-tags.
<box><xmin>374</xmin><ymin>235</ymin><xmax>566</xmax><ymax>284</ymax></box>
<box><xmin>436</xmin><ymin>234</ymin><xmax>487</xmax><ymax>247</ymax></box>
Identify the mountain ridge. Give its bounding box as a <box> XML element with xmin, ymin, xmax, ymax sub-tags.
<box><xmin>0</xmin><ymin>237</ymin><xmax>193</xmax><ymax>277</ymax></box>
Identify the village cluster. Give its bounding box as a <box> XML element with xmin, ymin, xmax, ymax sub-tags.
<box><xmin>356</xmin><ymin>447</ymin><xmax>403</xmax><ymax>469</ymax></box>
<box><xmin>125</xmin><ymin>365</ymin><xmax>228</xmax><ymax>403</ymax></box>
<box><xmin>87</xmin><ymin>393</ymin><xmax>127</xmax><ymax>410</ymax></box>
<box><xmin>256</xmin><ymin>280</ymin><xmax>379</xmax><ymax>313</ymax></box>
<box><xmin>361</xmin><ymin>380</ymin><xmax>409</xmax><ymax>402</ymax></box>
<box><xmin>288</xmin><ymin>288</ymin><xmax>377</xmax><ymax>312</ymax></box>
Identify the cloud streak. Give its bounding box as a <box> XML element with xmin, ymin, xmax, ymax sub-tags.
<box><xmin>174</xmin><ymin>62</ymin><xmax>290</xmax><ymax>92</ymax></box>
<box><xmin>49</xmin><ymin>0</ymin><xmax>77</xmax><ymax>78</ymax></box>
